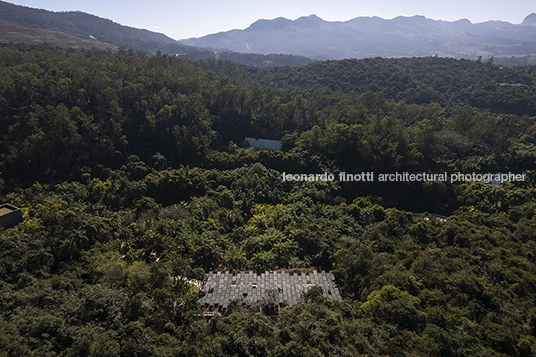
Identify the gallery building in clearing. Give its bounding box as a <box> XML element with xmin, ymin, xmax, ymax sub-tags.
<box><xmin>199</xmin><ymin>270</ymin><xmax>342</xmax><ymax>315</ymax></box>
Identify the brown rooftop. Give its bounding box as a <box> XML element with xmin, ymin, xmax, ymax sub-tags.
<box><xmin>0</xmin><ymin>204</ymin><xmax>23</xmax><ymax>228</ymax></box>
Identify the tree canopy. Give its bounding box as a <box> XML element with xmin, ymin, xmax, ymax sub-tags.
<box><xmin>1</xmin><ymin>43</ymin><xmax>536</xmax><ymax>356</ymax></box>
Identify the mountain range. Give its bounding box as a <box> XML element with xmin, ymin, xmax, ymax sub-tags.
<box><xmin>0</xmin><ymin>1</ymin><xmax>312</xmax><ymax>66</ymax></box>
<box><xmin>181</xmin><ymin>13</ymin><xmax>536</xmax><ymax>61</ymax></box>
<box><xmin>1</xmin><ymin>0</ymin><xmax>536</xmax><ymax>65</ymax></box>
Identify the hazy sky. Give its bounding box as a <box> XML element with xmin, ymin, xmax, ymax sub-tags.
<box><xmin>6</xmin><ymin>0</ymin><xmax>536</xmax><ymax>40</ymax></box>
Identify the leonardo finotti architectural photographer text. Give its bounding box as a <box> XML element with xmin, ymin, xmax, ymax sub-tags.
<box><xmin>282</xmin><ymin>172</ymin><xmax>526</xmax><ymax>184</ymax></box>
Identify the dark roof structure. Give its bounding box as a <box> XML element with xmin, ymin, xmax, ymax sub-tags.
<box><xmin>199</xmin><ymin>270</ymin><xmax>342</xmax><ymax>315</ymax></box>
<box><xmin>0</xmin><ymin>204</ymin><xmax>23</xmax><ymax>228</ymax></box>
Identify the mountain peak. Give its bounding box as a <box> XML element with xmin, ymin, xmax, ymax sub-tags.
<box><xmin>247</xmin><ymin>17</ymin><xmax>292</xmax><ymax>31</ymax></box>
<box><xmin>247</xmin><ymin>15</ymin><xmax>326</xmax><ymax>31</ymax></box>
<box><xmin>297</xmin><ymin>14</ymin><xmax>323</xmax><ymax>21</ymax></box>
<box><xmin>455</xmin><ymin>18</ymin><xmax>472</xmax><ymax>24</ymax></box>
<box><xmin>522</xmin><ymin>13</ymin><xmax>536</xmax><ymax>26</ymax></box>
<box><xmin>295</xmin><ymin>14</ymin><xmax>326</xmax><ymax>27</ymax></box>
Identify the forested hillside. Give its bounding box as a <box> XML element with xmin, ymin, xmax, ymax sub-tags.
<box><xmin>0</xmin><ymin>19</ymin><xmax>117</xmax><ymax>51</ymax></box>
<box><xmin>247</xmin><ymin>57</ymin><xmax>536</xmax><ymax>115</ymax></box>
<box><xmin>1</xmin><ymin>43</ymin><xmax>536</xmax><ymax>356</ymax></box>
<box><xmin>0</xmin><ymin>1</ymin><xmax>313</xmax><ymax>67</ymax></box>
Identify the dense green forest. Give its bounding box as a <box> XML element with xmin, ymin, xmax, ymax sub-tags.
<box><xmin>1</xmin><ymin>43</ymin><xmax>536</xmax><ymax>356</ymax></box>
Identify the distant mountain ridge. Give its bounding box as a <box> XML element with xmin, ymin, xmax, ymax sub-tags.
<box><xmin>181</xmin><ymin>13</ymin><xmax>536</xmax><ymax>61</ymax></box>
<box><xmin>0</xmin><ymin>1</ymin><xmax>312</xmax><ymax>66</ymax></box>
<box><xmin>2</xmin><ymin>0</ymin><xmax>535</xmax><ymax>65</ymax></box>
<box><xmin>0</xmin><ymin>0</ymin><xmax>187</xmax><ymax>52</ymax></box>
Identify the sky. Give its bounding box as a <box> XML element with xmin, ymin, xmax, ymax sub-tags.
<box><xmin>6</xmin><ymin>0</ymin><xmax>536</xmax><ymax>40</ymax></box>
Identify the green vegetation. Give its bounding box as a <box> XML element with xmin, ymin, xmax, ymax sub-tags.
<box><xmin>0</xmin><ymin>20</ymin><xmax>117</xmax><ymax>51</ymax></box>
<box><xmin>1</xmin><ymin>43</ymin><xmax>536</xmax><ymax>356</ymax></box>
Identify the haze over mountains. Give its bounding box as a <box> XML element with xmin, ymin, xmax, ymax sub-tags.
<box><xmin>1</xmin><ymin>0</ymin><xmax>536</xmax><ymax>65</ymax></box>
<box><xmin>181</xmin><ymin>13</ymin><xmax>536</xmax><ymax>61</ymax></box>
<box><xmin>0</xmin><ymin>1</ymin><xmax>312</xmax><ymax>66</ymax></box>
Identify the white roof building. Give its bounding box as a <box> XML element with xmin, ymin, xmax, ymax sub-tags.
<box><xmin>244</xmin><ymin>137</ymin><xmax>282</xmax><ymax>150</ymax></box>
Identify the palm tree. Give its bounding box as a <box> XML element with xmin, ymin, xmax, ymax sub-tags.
<box><xmin>58</xmin><ymin>228</ymin><xmax>88</xmax><ymax>260</ymax></box>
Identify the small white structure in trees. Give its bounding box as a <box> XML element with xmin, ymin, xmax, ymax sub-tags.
<box><xmin>244</xmin><ymin>137</ymin><xmax>282</xmax><ymax>151</ymax></box>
